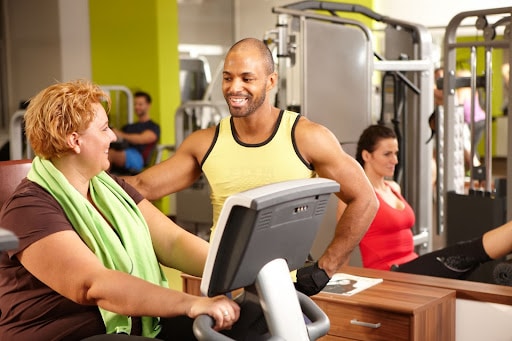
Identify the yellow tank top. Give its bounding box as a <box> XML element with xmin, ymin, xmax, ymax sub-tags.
<box><xmin>201</xmin><ymin>110</ymin><xmax>316</xmax><ymax>234</ymax></box>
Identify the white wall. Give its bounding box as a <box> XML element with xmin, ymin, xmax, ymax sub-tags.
<box><xmin>4</xmin><ymin>0</ymin><xmax>61</xmax><ymax>115</ymax></box>
<box><xmin>1</xmin><ymin>0</ymin><xmax>91</xmax><ymax>139</ymax></box>
<box><xmin>178</xmin><ymin>0</ymin><xmax>233</xmax><ymax>46</ymax></box>
<box><xmin>234</xmin><ymin>0</ymin><xmax>292</xmax><ymax>41</ymax></box>
<box><xmin>58</xmin><ymin>0</ymin><xmax>91</xmax><ymax>82</ymax></box>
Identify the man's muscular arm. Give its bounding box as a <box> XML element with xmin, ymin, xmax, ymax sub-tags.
<box><xmin>125</xmin><ymin>128</ymin><xmax>215</xmax><ymax>201</ymax></box>
<box><xmin>294</xmin><ymin>119</ymin><xmax>378</xmax><ymax>295</ymax></box>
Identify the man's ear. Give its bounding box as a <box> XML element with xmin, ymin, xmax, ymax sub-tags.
<box><xmin>67</xmin><ymin>132</ymin><xmax>81</xmax><ymax>153</ymax></box>
<box><xmin>266</xmin><ymin>71</ymin><xmax>277</xmax><ymax>92</ymax></box>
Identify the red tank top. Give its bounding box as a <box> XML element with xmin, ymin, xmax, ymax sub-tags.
<box><xmin>359</xmin><ymin>184</ymin><xmax>417</xmax><ymax>270</ymax></box>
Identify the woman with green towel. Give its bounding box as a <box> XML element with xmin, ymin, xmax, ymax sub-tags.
<box><xmin>0</xmin><ymin>80</ymin><xmax>239</xmax><ymax>340</ymax></box>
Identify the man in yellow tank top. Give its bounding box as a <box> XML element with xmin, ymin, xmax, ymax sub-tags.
<box><xmin>127</xmin><ymin>38</ymin><xmax>378</xmax><ymax>296</ymax></box>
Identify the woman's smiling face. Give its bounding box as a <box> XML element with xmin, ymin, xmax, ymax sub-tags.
<box><xmin>363</xmin><ymin>137</ymin><xmax>399</xmax><ymax>178</ymax></box>
<box><xmin>76</xmin><ymin>103</ymin><xmax>116</xmax><ymax>175</ymax></box>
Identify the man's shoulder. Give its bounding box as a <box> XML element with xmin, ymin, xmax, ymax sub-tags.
<box><xmin>180</xmin><ymin>125</ymin><xmax>217</xmax><ymax>148</ymax></box>
<box><xmin>142</xmin><ymin>119</ymin><xmax>160</xmax><ymax>128</ymax></box>
<box><xmin>294</xmin><ymin>114</ymin><xmax>329</xmax><ymax>133</ymax></box>
<box><xmin>293</xmin><ymin>115</ymin><xmax>340</xmax><ymax>157</ymax></box>
<box><xmin>180</xmin><ymin>126</ymin><xmax>218</xmax><ymax>161</ymax></box>
<box><xmin>147</xmin><ymin>120</ymin><xmax>160</xmax><ymax>131</ymax></box>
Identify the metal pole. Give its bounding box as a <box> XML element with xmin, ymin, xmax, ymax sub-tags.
<box><xmin>469</xmin><ymin>46</ymin><xmax>477</xmax><ymax>191</ymax></box>
<box><xmin>276</xmin><ymin>14</ymin><xmax>289</xmax><ymax>109</ymax></box>
<box><xmin>484</xmin><ymin>47</ymin><xmax>493</xmax><ymax>194</ymax></box>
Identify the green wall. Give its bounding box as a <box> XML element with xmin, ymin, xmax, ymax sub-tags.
<box><xmin>89</xmin><ymin>0</ymin><xmax>180</xmax><ymax>146</ymax></box>
<box><xmin>89</xmin><ymin>0</ymin><xmax>180</xmax><ymax>212</ymax></box>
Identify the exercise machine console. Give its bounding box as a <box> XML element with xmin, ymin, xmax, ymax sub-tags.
<box><xmin>194</xmin><ymin>178</ymin><xmax>339</xmax><ymax>340</ymax></box>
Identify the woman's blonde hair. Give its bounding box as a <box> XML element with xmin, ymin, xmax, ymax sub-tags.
<box><xmin>24</xmin><ymin>80</ymin><xmax>111</xmax><ymax>159</ymax></box>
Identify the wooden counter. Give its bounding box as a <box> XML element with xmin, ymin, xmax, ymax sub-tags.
<box><xmin>312</xmin><ymin>277</ymin><xmax>455</xmax><ymax>340</ymax></box>
<box><xmin>338</xmin><ymin>265</ymin><xmax>512</xmax><ymax>306</ymax></box>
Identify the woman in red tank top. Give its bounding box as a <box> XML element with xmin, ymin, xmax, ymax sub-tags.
<box><xmin>338</xmin><ymin>125</ymin><xmax>512</xmax><ymax>281</ymax></box>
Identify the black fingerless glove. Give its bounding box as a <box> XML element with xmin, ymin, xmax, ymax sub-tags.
<box><xmin>294</xmin><ymin>261</ymin><xmax>330</xmax><ymax>296</ymax></box>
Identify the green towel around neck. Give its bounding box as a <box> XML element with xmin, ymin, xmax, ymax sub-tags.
<box><xmin>28</xmin><ymin>156</ymin><xmax>168</xmax><ymax>337</ymax></box>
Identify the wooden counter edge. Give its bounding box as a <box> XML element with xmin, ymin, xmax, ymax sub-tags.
<box><xmin>339</xmin><ymin>265</ymin><xmax>512</xmax><ymax>305</ymax></box>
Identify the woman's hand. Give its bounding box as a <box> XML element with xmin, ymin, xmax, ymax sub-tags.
<box><xmin>188</xmin><ymin>295</ymin><xmax>240</xmax><ymax>331</ymax></box>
